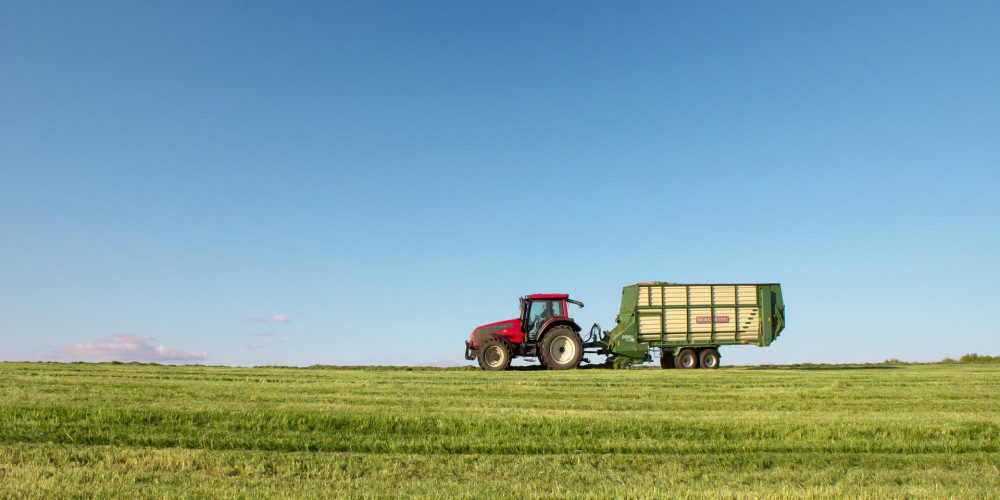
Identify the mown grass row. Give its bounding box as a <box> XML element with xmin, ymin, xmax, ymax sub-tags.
<box><xmin>1</xmin><ymin>362</ymin><xmax>998</xmax><ymax>497</ymax></box>
<box><xmin>3</xmin><ymin>402</ymin><xmax>998</xmax><ymax>455</ymax></box>
<box><xmin>2</xmin><ymin>444</ymin><xmax>998</xmax><ymax>497</ymax></box>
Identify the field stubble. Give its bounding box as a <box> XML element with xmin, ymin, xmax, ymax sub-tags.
<box><xmin>0</xmin><ymin>362</ymin><xmax>997</xmax><ymax>497</ymax></box>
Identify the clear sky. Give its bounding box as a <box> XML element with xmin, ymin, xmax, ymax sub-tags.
<box><xmin>2</xmin><ymin>0</ymin><xmax>998</xmax><ymax>367</ymax></box>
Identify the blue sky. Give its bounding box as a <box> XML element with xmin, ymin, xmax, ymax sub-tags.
<box><xmin>2</xmin><ymin>0</ymin><xmax>998</xmax><ymax>366</ymax></box>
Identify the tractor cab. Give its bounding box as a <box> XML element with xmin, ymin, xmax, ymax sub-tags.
<box><xmin>518</xmin><ymin>294</ymin><xmax>583</xmax><ymax>341</ymax></box>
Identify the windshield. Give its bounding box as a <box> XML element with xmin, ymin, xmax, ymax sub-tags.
<box><xmin>527</xmin><ymin>300</ymin><xmax>564</xmax><ymax>340</ymax></box>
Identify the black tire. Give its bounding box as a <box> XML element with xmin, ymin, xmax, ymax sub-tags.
<box><xmin>539</xmin><ymin>325</ymin><xmax>583</xmax><ymax>370</ymax></box>
<box><xmin>699</xmin><ymin>348</ymin><xmax>720</xmax><ymax>369</ymax></box>
<box><xmin>674</xmin><ymin>348</ymin><xmax>698</xmax><ymax>369</ymax></box>
<box><xmin>477</xmin><ymin>338</ymin><xmax>512</xmax><ymax>371</ymax></box>
<box><xmin>659</xmin><ymin>348</ymin><xmax>675</xmax><ymax>369</ymax></box>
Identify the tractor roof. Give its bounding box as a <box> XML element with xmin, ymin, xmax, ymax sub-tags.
<box><xmin>524</xmin><ymin>293</ymin><xmax>569</xmax><ymax>300</ymax></box>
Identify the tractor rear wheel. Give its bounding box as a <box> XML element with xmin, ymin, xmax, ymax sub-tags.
<box><xmin>540</xmin><ymin>326</ymin><xmax>582</xmax><ymax>370</ymax></box>
<box><xmin>478</xmin><ymin>338</ymin><xmax>512</xmax><ymax>371</ymax></box>
<box><xmin>659</xmin><ymin>349</ymin><xmax>674</xmax><ymax>369</ymax></box>
<box><xmin>699</xmin><ymin>348</ymin><xmax>720</xmax><ymax>369</ymax></box>
<box><xmin>674</xmin><ymin>348</ymin><xmax>698</xmax><ymax>369</ymax></box>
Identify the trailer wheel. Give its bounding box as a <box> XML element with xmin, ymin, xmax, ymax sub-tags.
<box><xmin>699</xmin><ymin>348</ymin><xmax>720</xmax><ymax>369</ymax></box>
<box><xmin>478</xmin><ymin>338</ymin><xmax>512</xmax><ymax>371</ymax></box>
<box><xmin>540</xmin><ymin>326</ymin><xmax>582</xmax><ymax>370</ymax></box>
<box><xmin>674</xmin><ymin>348</ymin><xmax>698</xmax><ymax>369</ymax></box>
<box><xmin>659</xmin><ymin>349</ymin><xmax>674</xmax><ymax>369</ymax></box>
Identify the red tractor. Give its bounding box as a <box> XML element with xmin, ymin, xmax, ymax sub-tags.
<box><xmin>463</xmin><ymin>294</ymin><xmax>589</xmax><ymax>370</ymax></box>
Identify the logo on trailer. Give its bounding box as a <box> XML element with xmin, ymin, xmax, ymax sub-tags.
<box><xmin>696</xmin><ymin>316</ymin><xmax>730</xmax><ymax>324</ymax></box>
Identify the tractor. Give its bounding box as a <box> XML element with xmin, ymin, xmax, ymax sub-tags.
<box><xmin>463</xmin><ymin>294</ymin><xmax>590</xmax><ymax>371</ymax></box>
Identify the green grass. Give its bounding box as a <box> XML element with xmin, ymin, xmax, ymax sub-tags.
<box><xmin>1</xmin><ymin>362</ymin><xmax>998</xmax><ymax>497</ymax></box>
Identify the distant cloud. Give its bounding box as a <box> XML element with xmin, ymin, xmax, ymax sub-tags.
<box><xmin>275</xmin><ymin>338</ymin><xmax>287</xmax><ymax>344</ymax></box>
<box><xmin>245</xmin><ymin>343</ymin><xmax>263</xmax><ymax>350</ymax></box>
<box><xmin>243</xmin><ymin>313</ymin><xmax>291</xmax><ymax>324</ymax></box>
<box><xmin>254</xmin><ymin>332</ymin><xmax>278</xmax><ymax>337</ymax></box>
<box><xmin>44</xmin><ymin>334</ymin><xmax>207</xmax><ymax>363</ymax></box>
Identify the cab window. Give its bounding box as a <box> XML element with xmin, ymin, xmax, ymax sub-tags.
<box><xmin>527</xmin><ymin>300</ymin><xmax>564</xmax><ymax>340</ymax></box>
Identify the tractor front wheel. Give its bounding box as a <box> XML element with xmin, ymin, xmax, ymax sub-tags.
<box><xmin>540</xmin><ymin>326</ymin><xmax>582</xmax><ymax>370</ymax></box>
<box><xmin>478</xmin><ymin>338</ymin><xmax>512</xmax><ymax>371</ymax></box>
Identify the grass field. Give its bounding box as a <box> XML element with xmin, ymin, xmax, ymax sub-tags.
<box><xmin>1</xmin><ymin>361</ymin><xmax>998</xmax><ymax>497</ymax></box>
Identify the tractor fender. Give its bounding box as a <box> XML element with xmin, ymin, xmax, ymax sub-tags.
<box><xmin>536</xmin><ymin>318</ymin><xmax>582</xmax><ymax>343</ymax></box>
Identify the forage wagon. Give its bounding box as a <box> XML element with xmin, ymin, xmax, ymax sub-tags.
<box><xmin>464</xmin><ymin>282</ymin><xmax>786</xmax><ymax>370</ymax></box>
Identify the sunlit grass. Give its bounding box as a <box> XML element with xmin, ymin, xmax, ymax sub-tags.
<box><xmin>1</xmin><ymin>362</ymin><xmax>998</xmax><ymax>497</ymax></box>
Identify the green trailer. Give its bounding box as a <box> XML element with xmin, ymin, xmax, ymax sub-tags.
<box><xmin>588</xmin><ymin>282</ymin><xmax>785</xmax><ymax>369</ymax></box>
